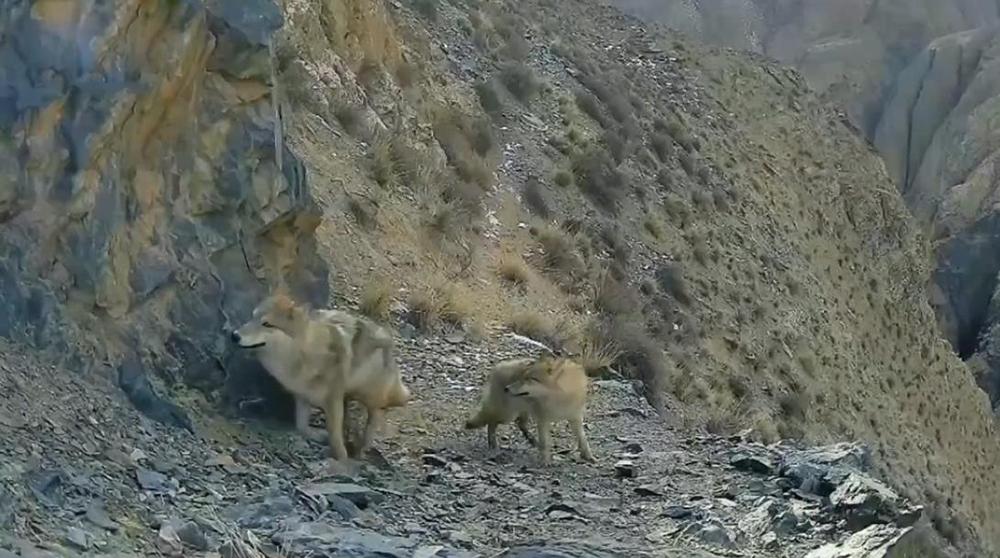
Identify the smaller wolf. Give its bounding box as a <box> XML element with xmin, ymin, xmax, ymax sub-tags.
<box><xmin>231</xmin><ymin>294</ymin><xmax>411</xmax><ymax>461</ymax></box>
<box><xmin>466</xmin><ymin>355</ymin><xmax>595</xmax><ymax>465</ymax></box>
<box><xmin>464</xmin><ymin>358</ymin><xmax>538</xmax><ymax>449</ymax></box>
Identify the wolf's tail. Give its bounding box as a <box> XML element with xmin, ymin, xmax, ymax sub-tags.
<box><xmin>387</xmin><ymin>380</ymin><xmax>411</xmax><ymax>407</ymax></box>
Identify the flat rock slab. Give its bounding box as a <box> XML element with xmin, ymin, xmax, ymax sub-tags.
<box><xmin>300</xmin><ymin>482</ymin><xmax>385</xmax><ymax>508</ymax></box>
<box><xmin>274</xmin><ymin>522</ymin><xmax>475</xmax><ymax>558</ymax></box>
<box><xmin>499</xmin><ymin>542</ymin><xmax>723</xmax><ymax>558</ymax></box>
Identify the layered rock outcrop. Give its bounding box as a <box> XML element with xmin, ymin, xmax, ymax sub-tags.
<box><xmin>0</xmin><ymin>0</ymin><xmax>327</xmax><ymax>424</ymax></box>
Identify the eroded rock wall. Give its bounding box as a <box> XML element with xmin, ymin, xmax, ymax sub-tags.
<box><xmin>0</xmin><ymin>0</ymin><xmax>328</xmax><ymax>424</ymax></box>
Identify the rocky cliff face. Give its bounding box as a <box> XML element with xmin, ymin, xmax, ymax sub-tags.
<box><xmin>0</xmin><ymin>0</ymin><xmax>327</xmax><ymax>424</ymax></box>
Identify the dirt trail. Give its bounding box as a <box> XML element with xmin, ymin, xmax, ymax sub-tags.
<box><xmin>0</xmin><ymin>335</ymin><xmax>930</xmax><ymax>557</ymax></box>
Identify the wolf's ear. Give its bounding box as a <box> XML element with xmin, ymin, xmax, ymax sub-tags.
<box><xmin>270</xmin><ymin>292</ymin><xmax>297</xmax><ymax>318</ymax></box>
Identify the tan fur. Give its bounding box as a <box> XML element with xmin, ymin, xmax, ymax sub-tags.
<box><xmin>232</xmin><ymin>293</ymin><xmax>411</xmax><ymax>461</ymax></box>
<box><xmin>467</xmin><ymin>355</ymin><xmax>594</xmax><ymax>465</ymax></box>
<box><xmin>464</xmin><ymin>358</ymin><xmax>537</xmax><ymax>450</ymax></box>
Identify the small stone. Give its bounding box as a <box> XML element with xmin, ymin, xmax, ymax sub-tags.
<box><xmin>177</xmin><ymin>520</ymin><xmax>210</xmax><ymax>551</ymax></box>
<box><xmin>446</xmin><ymin>529</ymin><xmax>474</xmax><ymax>546</ymax></box>
<box><xmin>300</xmin><ymin>482</ymin><xmax>384</xmax><ymax>509</ymax></box>
<box><xmin>634</xmin><ymin>485</ymin><xmax>661</xmax><ymax>497</ymax></box>
<box><xmin>730</xmin><ymin>453</ymin><xmax>774</xmax><ymax>475</ymax></box>
<box><xmin>683</xmin><ymin>520</ymin><xmax>734</xmax><ymax>548</ymax></box>
<box><xmin>85</xmin><ymin>502</ymin><xmax>119</xmax><ymax>532</ymax></box>
<box><xmin>136</xmin><ymin>468</ymin><xmax>170</xmax><ymax>492</ymax></box>
<box><xmin>614</xmin><ymin>460</ymin><xmax>637</xmax><ymax>479</ymax></box>
<box><xmin>422</xmin><ymin>454</ymin><xmax>448</xmax><ymax>467</ymax></box>
<box><xmin>623</xmin><ymin>442</ymin><xmax>644</xmax><ymax>454</ymax></box>
<box><xmin>328</xmin><ymin>494</ymin><xmax>362</xmax><ymax>521</ymax></box>
<box><xmin>64</xmin><ymin>527</ymin><xmax>90</xmax><ymax>550</ymax></box>
<box><xmin>761</xmin><ymin>531</ymin><xmax>779</xmax><ymax>549</ymax></box>
<box><xmin>0</xmin><ymin>409</ymin><xmax>25</xmax><ymax>429</ymax></box>
<box><xmin>662</xmin><ymin>505</ymin><xmax>693</xmax><ymax>519</ymax></box>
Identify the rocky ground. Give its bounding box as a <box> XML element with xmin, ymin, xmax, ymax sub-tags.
<box><xmin>0</xmin><ymin>332</ymin><xmax>944</xmax><ymax>557</ymax></box>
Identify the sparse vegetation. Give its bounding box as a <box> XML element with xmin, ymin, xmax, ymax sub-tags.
<box><xmin>497</xmin><ymin>252</ymin><xmax>531</xmax><ymax>285</ymax></box>
<box><xmin>359</xmin><ymin>279</ymin><xmax>395</xmax><ymax>322</ymax></box>
<box><xmin>500</xmin><ymin>63</ymin><xmax>541</xmax><ymax>103</ymax></box>
<box><xmin>572</xmin><ymin>148</ymin><xmax>625</xmax><ymax>212</ymax></box>
<box><xmin>655</xmin><ymin>262</ymin><xmax>690</xmax><ymax>304</ymax></box>
<box><xmin>650</xmin><ymin>133</ymin><xmax>673</xmax><ymax>162</ymax></box>
<box><xmin>574</xmin><ymin>90</ymin><xmax>605</xmax><ymax>126</ymax></box>
<box><xmin>406</xmin><ymin>282</ymin><xmax>473</xmax><ymax>331</ymax></box>
<box><xmin>413</xmin><ymin>0</ymin><xmax>438</xmax><ymax>21</ymax></box>
<box><xmin>553</xmin><ymin>169</ymin><xmax>573</xmax><ymax>187</ymax></box>
<box><xmin>333</xmin><ymin>99</ymin><xmax>366</xmax><ymax>137</ymax></box>
<box><xmin>432</xmin><ymin>108</ymin><xmax>496</xmax><ymax>189</ymax></box>
<box><xmin>537</xmin><ymin>225</ymin><xmax>583</xmax><ymax>277</ymax></box>
<box><xmin>508</xmin><ymin>310</ymin><xmax>568</xmax><ymax>348</ymax></box>
<box><xmin>474</xmin><ymin>80</ymin><xmax>503</xmax><ymax>115</ymax></box>
<box><xmin>522</xmin><ymin>178</ymin><xmax>551</xmax><ymax>217</ymax></box>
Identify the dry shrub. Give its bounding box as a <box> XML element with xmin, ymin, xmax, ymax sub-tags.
<box><xmin>406</xmin><ymin>282</ymin><xmax>473</xmax><ymax>331</ymax></box>
<box><xmin>650</xmin><ymin>133</ymin><xmax>674</xmax><ymax>162</ymax></box>
<box><xmin>572</xmin><ymin>148</ymin><xmax>625</xmax><ymax>212</ymax></box>
<box><xmin>577</xmin><ymin>337</ymin><xmax>622</xmax><ymax>376</ymax></box>
<box><xmin>508</xmin><ymin>310</ymin><xmax>567</xmax><ymax>348</ymax></box>
<box><xmin>705</xmin><ymin>397</ymin><xmax>750</xmax><ymax>436</ymax></box>
<box><xmin>603</xmin><ymin>318</ymin><xmax>669</xmax><ymax>408</ymax></box>
<box><xmin>581</xmin><ymin>74</ymin><xmax>632</xmax><ymax>123</ymax></box>
<box><xmin>603</xmin><ymin>129</ymin><xmax>629</xmax><ymax>164</ymax></box>
<box><xmin>655</xmin><ymin>262</ymin><xmax>690</xmax><ymax>304</ymax></box>
<box><xmin>503</xmin><ymin>31</ymin><xmax>532</xmax><ymax>61</ymax></box>
<box><xmin>359</xmin><ymin>279</ymin><xmax>395</xmax><ymax>322</ymax></box>
<box><xmin>371</xmin><ymin>134</ymin><xmax>399</xmax><ymax>187</ymax></box>
<box><xmin>522</xmin><ymin>178</ymin><xmax>550</xmax><ymax>217</ymax></box>
<box><xmin>537</xmin><ymin>225</ymin><xmax>584</xmax><ymax>277</ymax></box>
<box><xmin>356</xmin><ymin>57</ymin><xmax>382</xmax><ymax>90</ymax></box>
<box><xmin>500</xmin><ymin>63</ymin><xmax>540</xmax><ymax>103</ymax></box>
<box><xmin>679</xmin><ymin>151</ymin><xmax>696</xmax><ymax>177</ymax></box>
<box><xmin>643</xmin><ymin>216</ymin><xmax>663</xmax><ymax>240</ymax></box>
<box><xmin>594</xmin><ymin>273</ymin><xmax>640</xmax><ymax>317</ymax></box>
<box><xmin>413</xmin><ymin>0</ymin><xmax>438</xmax><ymax>21</ymax></box>
<box><xmin>395</xmin><ymin>60</ymin><xmax>419</xmax><ymax>88</ymax></box>
<box><xmin>553</xmin><ymin>169</ymin><xmax>573</xmax><ymax>187</ymax></box>
<box><xmin>575</xmin><ymin>90</ymin><xmax>606</xmax><ymax>126</ymax></box>
<box><xmin>497</xmin><ymin>252</ymin><xmax>531</xmax><ymax>285</ymax></box>
<box><xmin>474</xmin><ymin>80</ymin><xmax>503</xmax><ymax>115</ymax></box>
<box><xmin>333</xmin><ymin>99</ymin><xmax>367</xmax><ymax>137</ymax></box>
<box><xmin>346</xmin><ymin>195</ymin><xmax>377</xmax><ymax>229</ymax></box>
<box><xmin>432</xmin><ymin>108</ymin><xmax>496</xmax><ymax>189</ymax></box>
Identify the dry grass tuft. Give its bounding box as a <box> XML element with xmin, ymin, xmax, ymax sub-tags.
<box><xmin>497</xmin><ymin>252</ymin><xmax>532</xmax><ymax>285</ymax></box>
<box><xmin>406</xmin><ymin>282</ymin><xmax>474</xmax><ymax>331</ymax></box>
<box><xmin>359</xmin><ymin>279</ymin><xmax>395</xmax><ymax>322</ymax></box>
<box><xmin>577</xmin><ymin>337</ymin><xmax>622</xmax><ymax>376</ymax></box>
<box><xmin>500</xmin><ymin>63</ymin><xmax>541</xmax><ymax>103</ymax></box>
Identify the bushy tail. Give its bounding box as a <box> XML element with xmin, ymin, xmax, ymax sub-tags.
<box><xmin>387</xmin><ymin>380</ymin><xmax>411</xmax><ymax>407</ymax></box>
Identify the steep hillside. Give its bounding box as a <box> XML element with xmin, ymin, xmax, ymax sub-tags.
<box><xmin>3</xmin><ymin>0</ymin><xmax>1000</xmax><ymax>556</ymax></box>
<box><xmin>610</xmin><ymin>0</ymin><xmax>1000</xmax><ymax>414</ymax></box>
<box><xmin>272</xmin><ymin>0</ymin><xmax>1000</xmax><ymax>553</ymax></box>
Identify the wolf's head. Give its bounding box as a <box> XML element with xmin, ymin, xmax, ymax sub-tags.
<box><xmin>504</xmin><ymin>356</ymin><xmax>561</xmax><ymax>399</ymax></box>
<box><xmin>231</xmin><ymin>293</ymin><xmax>304</xmax><ymax>349</ymax></box>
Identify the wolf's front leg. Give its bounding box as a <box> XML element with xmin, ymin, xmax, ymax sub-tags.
<box><xmin>536</xmin><ymin>419</ymin><xmax>552</xmax><ymax>465</ymax></box>
<box><xmin>324</xmin><ymin>393</ymin><xmax>350</xmax><ymax>461</ymax></box>
<box><xmin>295</xmin><ymin>398</ymin><xmax>329</xmax><ymax>443</ymax></box>
<box><xmin>354</xmin><ymin>406</ymin><xmax>385</xmax><ymax>458</ymax></box>
<box><xmin>571</xmin><ymin>416</ymin><xmax>595</xmax><ymax>462</ymax></box>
